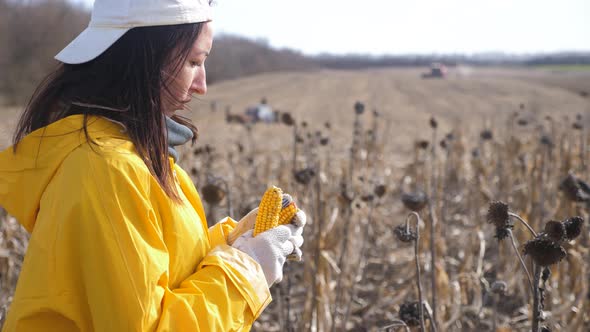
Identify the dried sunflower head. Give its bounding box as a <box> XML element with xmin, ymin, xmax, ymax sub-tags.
<box><xmin>394</xmin><ymin>225</ymin><xmax>417</xmax><ymax>243</ymax></box>
<box><xmin>293</xmin><ymin>168</ymin><xmax>315</xmax><ymax>185</ymax></box>
<box><xmin>523</xmin><ymin>235</ymin><xmax>566</xmax><ymax>266</ymax></box>
<box><xmin>540</xmin><ymin>135</ymin><xmax>554</xmax><ymax>148</ymax></box>
<box><xmin>487</xmin><ymin>201</ymin><xmax>510</xmax><ymax>228</ymax></box>
<box><xmin>374</xmin><ymin>184</ymin><xmax>387</xmax><ymax>198</ymax></box>
<box><xmin>416</xmin><ymin>140</ymin><xmax>429</xmax><ymax>150</ymax></box>
<box><xmin>280</xmin><ymin>112</ymin><xmax>295</xmax><ymax>126</ymax></box>
<box><xmin>399</xmin><ymin>301</ymin><xmax>421</xmax><ymax>327</ymax></box>
<box><xmin>480</xmin><ymin>129</ymin><xmax>493</xmax><ymax>141</ymax></box>
<box><xmin>401</xmin><ymin>191</ymin><xmax>428</xmax><ymax>212</ymax></box>
<box><xmin>544</xmin><ymin>220</ymin><xmax>566</xmax><ymax>243</ymax></box>
<box><xmin>201</xmin><ymin>183</ymin><xmax>225</xmax><ymax>205</ymax></box>
<box><xmin>429</xmin><ymin>117</ymin><xmax>438</xmax><ymax>129</ymax></box>
<box><xmin>354</xmin><ymin>101</ymin><xmax>365</xmax><ymax>115</ymax></box>
<box><xmin>563</xmin><ymin>216</ymin><xmax>584</xmax><ymax>240</ymax></box>
<box><xmin>559</xmin><ymin>173</ymin><xmax>590</xmax><ymax>202</ymax></box>
<box><xmin>491</xmin><ymin>280</ymin><xmax>507</xmax><ymax>295</ymax></box>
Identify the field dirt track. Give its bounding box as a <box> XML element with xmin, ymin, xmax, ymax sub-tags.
<box><xmin>1</xmin><ymin>67</ymin><xmax>589</xmax><ymax>154</ymax></box>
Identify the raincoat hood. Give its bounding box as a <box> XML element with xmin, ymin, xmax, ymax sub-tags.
<box><xmin>0</xmin><ymin>115</ymin><xmax>128</xmax><ymax>232</ymax></box>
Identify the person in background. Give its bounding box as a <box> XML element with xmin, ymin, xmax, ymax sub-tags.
<box><xmin>0</xmin><ymin>0</ymin><xmax>305</xmax><ymax>330</ymax></box>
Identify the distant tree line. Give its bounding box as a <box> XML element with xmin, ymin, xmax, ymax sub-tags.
<box><xmin>0</xmin><ymin>0</ymin><xmax>90</xmax><ymax>104</ymax></box>
<box><xmin>314</xmin><ymin>52</ymin><xmax>590</xmax><ymax>69</ymax></box>
<box><xmin>1</xmin><ymin>0</ymin><xmax>588</xmax><ymax>105</ymax></box>
<box><xmin>206</xmin><ymin>35</ymin><xmax>317</xmax><ymax>84</ymax></box>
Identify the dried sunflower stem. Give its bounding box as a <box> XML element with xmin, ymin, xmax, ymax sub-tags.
<box><xmin>531</xmin><ymin>264</ymin><xmax>542</xmax><ymax>332</ymax></box>
<box><xmin>341</xmin><ymin>203</ymin><xmax>375</xmax><ymax>329</ymax></box>
<box><xmin>492</xmin><ymin>294</ymin><xmax>498</xmax><ymax>332</ymax></box>
<box><xmin>538</xmin><ymin>147</ymin><xmax>548</xmax><ymax>222</ymax></box>
<box><xmin>329</xmin><ymin>110</ymin><xmax>363</xmax><ymax>331</ymax></box>
<box><xmin>291</xmin><ymin>124</ymin><xmax>298</xmax><ymax>173</ymax></box>
<box><xmin>426</xmin><ymin>202</ymin><xmax>438</xmax><ymax>329</ymax></box>
<box><xmin>406</xmin><ymin>212</ymin><xmax>426</xmax><ymax>332</ymax></box>
<box><xmin>507</xmin><ymin>229</ymin><xmax>535</xmax><ymax>294</ymax></box>
<box><xmin>580</xmin><ymin>126</ymin><xmax>586</xmax><ymax>173</ymax></box>
<box><xmin>348</xmin><ymin>111</ymin><xmax>362</xmax><ymax>185</ymax></box>
<box><xmin>329</xmin><ymin>201</ymin><xmax>353</xmax><ymax>331</ymax></box>
<box><xmin>428</xmin><ymin>120</ymin><xmax>438</xmax><ymax>328</ymax></box>
<box><xmin>421</xmin><ymin>301</ymin><xmax>438</xmax><ymax>332</ymax></box>
<box><xmin>312</xmin><ymin>161</ymin><xmax>324</xmax><ymax>331</ymax></box>
<box><xmin>508</xmin><ymin>212</ymin><xmax>538</xmax><ymax>237</ymax></box>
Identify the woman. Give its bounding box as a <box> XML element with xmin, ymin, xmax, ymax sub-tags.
<box><xmin>0</xmin><ymin>0</ymin><xmax>305</xmax><ymax>330</ymax></box>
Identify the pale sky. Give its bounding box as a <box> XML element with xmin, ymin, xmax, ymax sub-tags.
<box><xmin>74</xmin><ymin>0</ymin><xmax>590</xmax><ymax>55</ymax></box>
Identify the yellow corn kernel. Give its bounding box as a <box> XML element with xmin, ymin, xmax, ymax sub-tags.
<box><xmin>253</xmin><ymin>186</ymin><xmax>283</xmax><ymax>236</ymax></box>
<box><xmin>278</xmin><ymin>202</ymin><xmax>297</xmax><ymax>225</ymax></box>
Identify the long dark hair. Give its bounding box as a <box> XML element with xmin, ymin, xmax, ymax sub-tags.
<box><xmin>13</xmin><ymin>22</ymin><xmax>205</xmax><ymax>202</ymax></box>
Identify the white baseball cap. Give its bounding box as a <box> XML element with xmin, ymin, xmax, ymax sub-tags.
<box><xmin>55</xmin><ymin>0</ymin><xmax>212</xmax><ymax>64</ymax></box>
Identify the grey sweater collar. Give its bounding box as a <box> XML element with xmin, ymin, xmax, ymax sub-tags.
<box><xmin>165</xmin><ymin>116</ymin><xmax>193</xmax><ymax>162</ymax></box>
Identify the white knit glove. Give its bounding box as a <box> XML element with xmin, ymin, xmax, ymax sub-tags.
<box><xmin>286</xmin><ymin>209</ymin><xmax>306</xmax><ymax>260</ymax></box>
<box><xmin>232</xmin><ymin>223</ymin><xmax>304</xmax><ymax>287</ymax></box>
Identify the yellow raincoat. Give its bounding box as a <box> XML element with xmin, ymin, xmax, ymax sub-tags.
<box><xmin>0</xmin><ymin>115</ymin><xmax>271</xmax><ymax>331</ymax></box>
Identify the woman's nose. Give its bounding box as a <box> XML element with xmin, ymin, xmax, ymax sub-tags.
<box><xmin>191</xmin><ymin>70</ymin><xmax>207</xmax><ymax>95</ymax></box>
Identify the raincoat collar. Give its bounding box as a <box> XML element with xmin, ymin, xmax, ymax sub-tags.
<box><xmin>0</xmin><ymin>115</ymin><xmax>129</xmax><ymax>232</ymax></box>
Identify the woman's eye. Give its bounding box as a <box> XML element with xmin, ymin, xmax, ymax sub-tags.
<box><xmin>190</xmin><ymin>61</ymin><xmax>201</xmax><ymax>68</ymax></box>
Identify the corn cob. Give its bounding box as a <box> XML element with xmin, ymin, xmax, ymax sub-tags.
<box><xmin>253</xmin><ymin>186</ymin><xmax>298</xmax><ymax>236</ymax></box>
<box><xmin>278</xmin><ymin>202</ymin><xmax>298</xmax><ymax>225</ymax></box>
<box><xmin>253</xmin><ymin>186</ymin><xmax>284</xmax><ymax>236</ymax></box>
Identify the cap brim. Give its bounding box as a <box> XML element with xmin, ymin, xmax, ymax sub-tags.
<box><xmin>55</xmin><ymin>26</ymin><xmax>129</xmax><ymax>64</ymax></box>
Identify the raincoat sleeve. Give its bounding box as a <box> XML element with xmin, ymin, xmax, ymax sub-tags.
<box><xmin>45</xmin><ymin>151</ymin><xmax>270</xmax><ymax>331</ymax></box>
<box><xmin>208</xmin><ymin>217</ymin><xmax>238</xmax><ymax>247</ymax></box>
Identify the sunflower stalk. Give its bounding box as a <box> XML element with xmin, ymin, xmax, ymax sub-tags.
<box><xmin>406</xmin><ymin>212</ymin><xmax>426</xmax><ymax>332</ymax></box>
<box><xmin>509</xmin><ymin>212</ymin><xmax>538</xmax><ymax>237</ymax></box>
<box><xmin>428</xmin><ymin>119</ymin><xmax>438</xmax><ymax>327</ymax></box>
<box><xmin>341</xmin><ymin>201</ymin><xmax>375</xmax><ymax>329</ymax></box>
<box><xmin>507</xmin><ymin>229</ymin><xmax>534</xmax><ymax>294</ymax></box>
<box><xmin>531</xmin><ymin>264</ymin><xmax>542</xmax><ymax>332</ymax></box>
